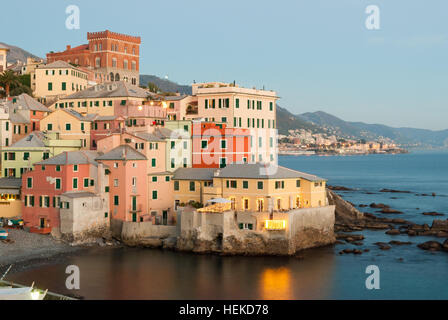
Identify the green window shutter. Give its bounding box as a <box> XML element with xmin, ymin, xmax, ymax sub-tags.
<box><xmin>81</xmin><ymin>123</ymin><xmax>84</xmax><ymax>131</ymax></box>
<box><xmin>56</xmin><ymin>179</ymin><xmax>61</xmax><ymax>190</ymax></box>
<box><xmin>48</xmin><ymin>82</ymin><xmax>52</xmax><ymax>91</ymax></box>
<box><xmin>73</xmin><ymin>178</ymin><xmax>78</xmax><ymax>189</ymax></box>
<box><xmin>62</xmin><ymin>82</ymin><xmax>66</xmax><ymax>91</ymax></box>
<box><xmin>24</xmin><ymin>196</ymin><xmax>28</xmax><ymax>207</ymax></box>
<box><xmin>152</xmin><ymin>176</ymin><xmax>157</xmax><ymax>182</ymax></box>
<box><xmin>236</xmin><ymin>98</ymin><xmax>239</xmax><ymax>108</ymax></box>
<box><xmin>30</xmin><ymin>196</ymin><xmax>34</xmax><ymax>207</ymax></box>
<box><xmin>114</xmin><ymin>195</ymin><xmax>119</xmax><ymax>205</ymax></box>
<box><xmin>239</xmin><ymin>223</ymin><xmax>243</xmax><ymax>230</ymax></box>
<box><xmin>165</xmin><ymin>176</ymin><xmax>170</xmax><ymax>182</ymax></box>
<box><xmin>152</xmin><ymin>158</ymin><xmax>156</xmax><ymax>167</ymax></box>
<box><xmin>258</xmin><ymin>181</ymin><xmax>263</xmax><ymax>190</ymax></box>
<box><xmin>202</xmin><ymin>140</ymin><xmax>207</xmax><ymax>149</ymax></box>
<box><xmin>174</xmin><ymin>181</ymin><xmax>179</xmax><ymax>191</ymax></box>
<box><xmin>189</xmin><ymin>181</ymin><xmax>195</xmax><ymax>191</ymax></box>
<box><xmin>296</xmin><ymin>180</ymin><xmax>301</xmax><ymax>188</ymax></box>
<box><xmin>84</xmin><ymin>178</ymin><xmax>89</xmax><ymax>187</ymax></box>
<box><xmin>243</xmin><ymin>181</ymin><xmax>248</xmax><ymax>189</ymax></box>
<box><xmin>248</xmin><ymin>224</ymin><xmax>253</xmax><ymax>230</ymax></box>
<box><xmin>152</xmin><ymin>190</ymin><xmax>158</xmax><ymax>199</ymax></box>
<box><xmin>105</xmin><ymin>186</ymin><xmax>110</xmax><ymax>193</ymax></box>
<box><xmin>39</xmin><ymin>196</ymin><xmax>42</xmax><ymax>207</ymax></box>
<box><xmin>27</xmin><ymin>178</ymin><xmax>32</xmax><ymax>188</ymax></box>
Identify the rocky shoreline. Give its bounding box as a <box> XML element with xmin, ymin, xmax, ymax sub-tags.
<box><xmin>327</xmin><ymin>188</ymin><xmax>448</xmax><ymax>254</ymax></box>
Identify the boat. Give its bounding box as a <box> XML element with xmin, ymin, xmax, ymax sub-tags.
<box><xmin>0</xmin><ymin>286</ymin><xmax>47</xmax><ymax>300</ymax></box>
<box><xmin>0</xmin><ymin>229</ymin><xmax>8</xmax><ymax>240</ymax></box>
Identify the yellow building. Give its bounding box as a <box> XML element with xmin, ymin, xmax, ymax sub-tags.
<box><xmin>0</xmin><ymin>44</ymin><xmax>9</xmax><ymax>72</ymax></box>
<box><xmin>172</xmin><ymin>163</ymin><xmax>327</xmax><ymax>212</ymax></box>
<box><xmin>34</xmin><ymin>60</ymin><xmax>90</xmax><ymax>105</ymax></box>
<box><xmin>0</xmin><ymin>178</ymin><xmax>22</xmax><ymax>218</ymax></box>
<box><xmin>49</xmin><ymin>81</ymin><xmax>151</xmax><ymax>116</ymax></box>
<box><xmin>40</xmin><ymin>109</ymin><xmax>94</xmax><ymax>149</ymax></box>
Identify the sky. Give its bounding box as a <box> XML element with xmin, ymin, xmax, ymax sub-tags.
<box><xmin>1</xmin><ymin>0</ymin><xmax>447</xmax><ymax>130</ymax></box>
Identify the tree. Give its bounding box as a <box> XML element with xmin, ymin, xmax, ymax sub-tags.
<box><xmin>0</xmin><ymin>70</ymin><xmax>20</xmax><ymax>97</ymax></box>
<box><xmin>147</xmin><ymin>81</ymin><xmax>160</xmax><ymax>93</ymax></box>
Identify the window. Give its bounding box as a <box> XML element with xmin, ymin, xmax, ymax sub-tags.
<box><xmin>270</xmin><ymin>102</ymin><xmax>273</xmax><ymax>111</ymax></box>
<box><xmin>132</xmin><ymin>177</ymin><xmax>137</xmax><ymax>186</ymax></box>
<box><xmin>243</xmin><ymin>181</ymin><xmax>249</xmax><ymax>189</ymax></box>
<box><xmin>152</xmin><ymin>176</ymin><xmax>157</xmax><ymax>182</ymax></box>
<box><xmin>55</xmin><ymin>178</ymin><xmax>61</xmax><ymax>190</ymax></box>
<box><xmin>236</xmin><ymin>98</ymin><xmax>239</xmax><ymax>108</ymax></box>
<box><xmin>73</xmin><ymin>165</ymin><xmax>78</xmax><ymax>172</ymax></box>
<box><xmin>257</xmin><ymin>181</ymin><xmax>264</xmax><ymax>190</ymax></box>
<box><xmin>201</xmin><ymin>140</ymin><xmax>208</xmax><ymax>149</ymax></box>
<box><xmin>43</xmin><ymin>152</ymin><xmax>49</xmax><ymax>160</ymax></box>
<box><xmin>221</xmin><ymin>117</ymin><xmax>227</xmax><ymax>123</ymax></box>
<box><xmin>183</xmin><ymin>141</ymin><xmax>187</xmax><ymax>149</ymax></box>
<box><xmin>48</xmin><ymin>82</ymin><xmax>52</xmax><ymax>91</ymax></box>
<box><xmin>174</xmin><ymin>181</ymin><xmax>179</xmax><ymax>191</ymax></box>
<box><xmin>114</xmin><ymin>195</ymin><xmax>119</xmax><ymax>205</ymax></box>
<box><xmin>81</xmin><ymin>123</ymin><xmax>85</xmax><ymax>131</ymax></box>
<box><xmin>171</xmin><ymin>158</ymin><xmax>175</xmax><ymax>169</ymax></box>
<box><xmin>230</xmin><ymin>180</ymin><xmax>237</xmax><ymax>188</ymax></box>
<box><xmin>165</xmin><ymin>176</ymin><xmax>170</xmax><ymax>182</ymax></box>
<box><xmin>23</xmin><ymin>152</ymin><xmax>30</xmax><ymax>160</ymax></box>
<box><xmin>221</xmin><ymin>139</ymin><xmax>227</xmax><ymax>149</ymax></box>
<box><xmin>62</xmin><ymin>82</ymin><xmax>66</xmax><ymax>91</ymax></box>
<box><xmin>56</xmin><ymin>165</ymin><xmax>61</xmax><ymax>172</ymax></box>
<box><xmin>114</xmin><ymin>179</ymin><xmax>119</xmax><ymax>187</ymax></box>
<box><xmin>42</xmin><ymin>165</ymin><xmax>46</xmax><ymax>171</ymax></box>
<box><xmin>189</xmin><ymin>181</ymin><xmax>195</xmax><ymax>191</ymax></box>
<box><xmin>47</xmin><ymin>123</ymin><xmax>53</xmax><ymax>131</ymax></box>
<box><xmin>296</xmin><ymin>180</ymin><xmax>301</xmax><ymax>188</ymax></box>
<box><xmin>152</xmin><ymin>190</ymin><xmax>158</xmax><ymax>200</ymax></box>
<box><xmin>151</xmin><ymin>158</ymin><xmax>156</xmax><ymax>167</ymax></box>
<box><xmin>84</xmin><ymin>178</ymin><xmax>89</xmax><ymax>188</ymax></box>
<box><xmin>27</xmin><ymin>177</ymin><xmax>32</xmax><ymax>189</ymax></box>
<box><xmin>65</xmin><ymin>123</ymin><xmax>71</xmax><ymax>131</ymax></box>
<box><xmin>73</xmin><ymin>178</ymin><xmax>78</xmax><ymax>189</ymax></box>
<box><xmin>171</xmin><ymin>141</ymin><xmax>175</xmax><ymax>149</ymax></box>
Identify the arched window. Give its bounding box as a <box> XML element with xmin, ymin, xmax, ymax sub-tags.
<box><xmin>123</xmin><ymin>60</ymin><xmax>128</xmax><ymax>69</ymax></box>
<box><xmin>115</xmin><ymin>73</ymin><xmax>120</xmax><ymax>81</ymax></box>
<box><xmin>110</xmin><ymin>72</ymin><xmax>114</xmax><ymax>82</ymax></box>
<box><xmin>131</xmin><ymin>61</ymin><xmax>136</xmax><ymax>71</ymax></box>
<box><xmin>112</xmin><ymin>58</ymin><xmax>117</xmax><ymax>68</ymax></box>
<box><xmin>95</xmin><ymin>57</ymin><xmax>101</xmax><ymax>68</ymax></box>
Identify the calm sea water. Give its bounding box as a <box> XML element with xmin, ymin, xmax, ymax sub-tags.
<box><xmin>7</xmin><ymin>151</ymin><xmax>448</xmax><ymax>300</ymax></box>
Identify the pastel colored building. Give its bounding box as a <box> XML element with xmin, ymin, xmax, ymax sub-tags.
<box><xmin>4</xmin><ymin>94</ymin><xmax>51</xmax><ymax>143</ymax></box>
<box><xmin>40</xmin><ymin>109</ymin><xmax>94</xmax><ymax>149</ymax></box>
<box><xmin>1</xmin><ymin>131</ymin><xmax>82</xmax><ymax>178</ymax></box>
<box><xmin>90</xmin><ymin>115</ymin><xmax>125</xmax><ymax>149</ymax></box>
<box><xmin>96</xmin><ymin>145</ymin><xmax>148</xmax><ymax>222</ymax></box>
<box><xmin>164</xmin><ymin>95</ymin><xmax>198</xmax><ymax>121</ymax></box>
<box><xmin>172</xmin><ymin>163</ymin><xmax>327</xmax><ymax>212</ymax></box>
<box><xmin>21</xmin><ymin>151</ymin><xmax>105</xmax><ymax>232</ymax></box>
<box><xmin>95</xmin><ymin>131</ymin><xmax>174</xmax><ymax>223</ymax></box>
<box><xmin>50</xmin><ymin>81</ymin><xmax>151</xmax><ymax>116</ymax></box>
<box><xmin>192</xmin><ymin>82</ymin><xmax>278</xmax><ymax>164</ymax></box>
<box><xmin>191</xmin><ymin>121</ymin><xmax>251</xmax><ymax>168</ymax></box>
<box><xmin>117</xmin><ymin>99</ymin><xmax>166</xmax><ymax>133</ymax></box>
<box><xmin>46</xmin><ymin>30</ymin><xmax>141</xmax><ymax>85</ymax></box>
<box><xmin>0</xmin><ymin>177</ymin><xmax>22</xmax><ymax>218</ymax></box>
<box><xmin>0</xmin><ymin>103</ymin><xmax>11</xmax><ymax>148</ymax></box>
<box><xmin>0</xmin><ymin>44</ymin><xmax>9</xmax><ymax>72</ymax></box>
<box><xmin>33</xmin><ymin>61</ymin><xmax>90</xmax><ymax>105</ymax></box>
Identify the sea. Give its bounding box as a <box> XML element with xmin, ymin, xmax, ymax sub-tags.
<box><xmin>7</xmin><ymin>150</ymin><xmax>448</xmax><ymax>299</ymax></box>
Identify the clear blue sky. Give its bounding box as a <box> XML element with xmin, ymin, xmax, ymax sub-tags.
<box><xmin>1</xmin><ymin>0</ymin><xmax>447</xmax><ymax>130</ymax></box>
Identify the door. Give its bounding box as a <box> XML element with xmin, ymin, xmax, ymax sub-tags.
<box><xmin>40</xmin><ymin>218</ymin><xmax>45</xmax><ymax>228</ymax></box>
<box><xmin>163</xmin><ymin>211</ymin><xmax>168</xmax><ymax>225</ymax></box>
<box><xmin>257</xmin><ymin>199</ymin><xmax>264</xmax><ymax>212</ymax></box>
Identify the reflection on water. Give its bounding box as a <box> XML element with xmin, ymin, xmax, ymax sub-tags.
<box><xmin>8</xmin><ymin>246</ymin><xmax>336</xmax><ymax>300</ymax></box>
<box><xmin>260</xmin><ymin>267</ymin><xmax>292</xmax><ymax>300</ymax></box>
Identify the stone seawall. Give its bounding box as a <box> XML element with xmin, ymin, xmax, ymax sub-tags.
<box><xmin>121</xmin><ymin>221</ymin><xmax>177</xmax><ymax>248</ymax></box>
<box><xmin>177</xmin><ymin>206</ymin><xmax>336</xmax><ymax>256</ymax></box>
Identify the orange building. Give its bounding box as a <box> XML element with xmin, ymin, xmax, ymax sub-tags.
<box><xmin>192</xmin><ymin>121</ymin><xmax>251</xmax><ymax>168</ymax></box>
<box><xmin>47</xmin><ymin>30</ymin><xmax>141</xmax><ymax>85</ymax></box>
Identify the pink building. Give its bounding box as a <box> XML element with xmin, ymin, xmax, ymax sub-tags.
<box><xmin>21</xmin><ymin>151</ymin><xmax>102</xmax><ymax>233</ymax></box>
<box><xmin>90</xmin><ymin>115</ymin><xmax>125</xmax><ymax>149</ymax></box>
<box><xmin>96</xmin><ymin>145</ymin><xmax>148</xmax><ymax>222</ymax></box>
